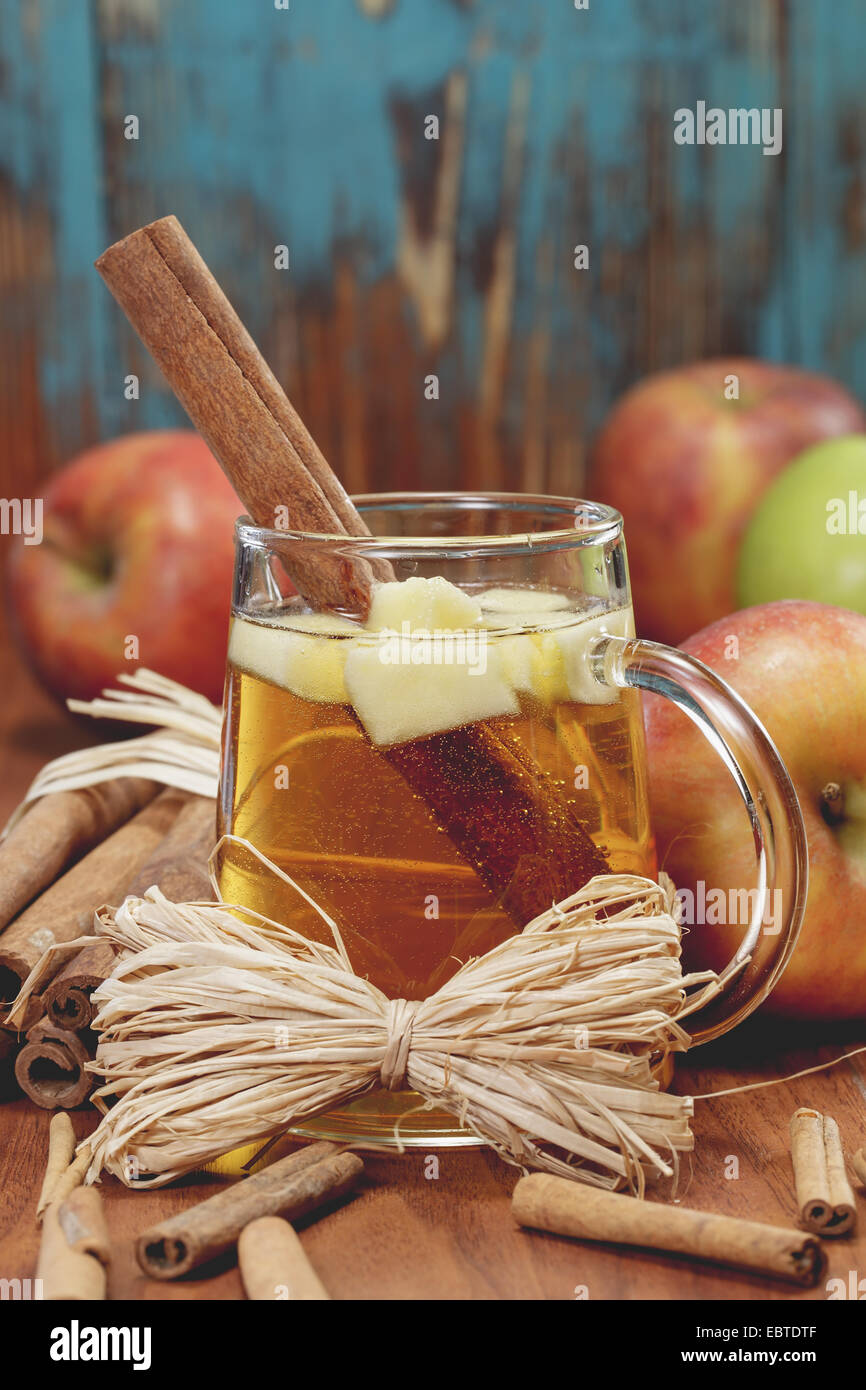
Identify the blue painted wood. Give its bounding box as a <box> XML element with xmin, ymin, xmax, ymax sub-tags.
<box><xmin>0</xmin><ymin>0</ymin><xmax>863</xmax><ymax>492</ymax></box>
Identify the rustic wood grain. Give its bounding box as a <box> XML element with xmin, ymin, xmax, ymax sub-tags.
<box><xmin>0</xmin><ymin>627</ymin><xmax>863</xmax><ymax>1299</ymax></box>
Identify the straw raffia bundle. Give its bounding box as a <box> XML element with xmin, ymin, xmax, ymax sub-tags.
<box><xmin>3</xmin><ymin>671</ymin><xmax>221</xmax><ymax>837</ymax></box>
<box><xmin>5</xmin><ymin>672</ymin><xmax>724</xmax><ymax>1196</ymax></box>
<box><xmin>76</xmin><ymin>846</ymin><xmax>722</xmax><ymax>1195</ymax></box>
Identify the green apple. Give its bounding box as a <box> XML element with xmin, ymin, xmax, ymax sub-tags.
<box><xmin>588</xmin><ymin>359</ymin><xmax>865</xmax><ymax>643</ymax></box>
<box><xmin>737</xmin><ymin>435</ymin><xmax>866</xmax><ymax>614</ymax></box>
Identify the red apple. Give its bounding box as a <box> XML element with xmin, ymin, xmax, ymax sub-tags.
<box><xmin>588</xmin><ymin>359</ymin><xmax>866</xmax><ymax>644</ymax></box>
<box><xmin>644</xmin><ymin>600</ymin><xmax>866</xmax><ymax>1019</ymax></box>
<box><xmin>6</xmin><ymin>431</ymin><xmax>242</xmax><ymax>706</ymax></box>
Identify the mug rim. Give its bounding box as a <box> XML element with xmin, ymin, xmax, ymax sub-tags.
<box><xmin>234</xmin><ymin>491</ymin><xmax>623</xmax><ymax>554</ymax></box>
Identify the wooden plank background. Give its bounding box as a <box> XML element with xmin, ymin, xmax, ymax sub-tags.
<box><xmin>1</xmin><ymin>0</ymin><xmax>865</xmax><ymax>503</ymax></box>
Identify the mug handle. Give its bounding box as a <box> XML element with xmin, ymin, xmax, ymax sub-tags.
<box><xmin>589</xmin><ymin>634</ymin><xmax>809</xmax><ymax>1045</ymax></box>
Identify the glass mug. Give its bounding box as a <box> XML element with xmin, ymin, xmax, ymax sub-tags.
<box><xmin>217</xmin><ymin>494</ymin><xmax>808</xmax><ymax>1146</ymax></box>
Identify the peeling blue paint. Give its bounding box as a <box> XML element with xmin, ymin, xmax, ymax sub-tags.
<box><xmin>0</xmin><ymin>0</ymin><xmax>863</xmax><ymax>466</ymax></box>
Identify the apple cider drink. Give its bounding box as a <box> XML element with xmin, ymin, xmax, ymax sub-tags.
<box><xmin>218</xmin><ymin>569</ymin><xmax>656</xmax><ymax>1138</ymax></box>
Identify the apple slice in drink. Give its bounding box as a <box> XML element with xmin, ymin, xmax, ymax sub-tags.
<box><xmin>490</xmin><ymin>605</ymin><xmax>634</xmax><ymax>707</ymax></box>
<box><xmin>346</xmin><ymin>575</ymin><xmax>516</xmax><ymax>745</ymax></box>
<box><xmin>343</xmin><ymin>639</ymin><xmax>518</xmax><ymax>747</ymax></box>
<box><xmin>368</xmin><ymin>575</ymin><xmax>484</xmax><ymax>631</ymax></box>
<box><xmin>229</xmin><ymin>576</ymin><xmax>634</xmax><ymax>744</ymax></box>
<box><xmin>228</xmin><ymin>610</ymin><xmax>361</xmax><ymax>704</ymax></box>
<box><xmin>479</xmin><ymin>586</ymin><xmax>572</xmax><ymax>615</ymax></box>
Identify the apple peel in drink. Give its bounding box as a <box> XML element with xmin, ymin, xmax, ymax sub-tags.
<box><xmin>226</xmin><ymin>576</ymin><xmax>634</xmax><ymax>746</ymax></box>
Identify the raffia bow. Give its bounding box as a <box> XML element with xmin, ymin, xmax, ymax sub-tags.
<box><xmin>76</xmin><ymin>838</ymin><xmax>725</xmax><ymax>1195</ymax></box>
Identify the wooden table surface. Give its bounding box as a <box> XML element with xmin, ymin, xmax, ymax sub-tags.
<box><xmin>0</xmin><ymin>618</ymin><xmax>864</xmax><ymax>1302</ymax></box>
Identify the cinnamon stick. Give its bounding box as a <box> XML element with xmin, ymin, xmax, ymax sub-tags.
<box><xmin>39</xmin><ymin>941</ymin><xmax>116</xmax><ymax>1034</ymax></box>
<box><xmin>512</xmin><ymin>1174</ymin><xmax>826</xmax><ymax>1288</ymax></box>
<box><xmin>43</xmin><ymin>794</ymin><xmax>215</xmax><ymax>1032</ymax></box>
<box><xmin>790</xmin><ymin>1107</ymin><xmax>856</xmax><ymax>1237</ymax></box>
<box><xmin>239</xmin><ymin>1215</ymin><xmax>330</xmax><ymax>1301</ymax></box>
<box><xmin>36</xmin><ymin>1105</ymin><xmax>93</xmax><ymax>1219</ymax></box>
<box><xmin>57</xmin><ymin>1185</ymin><xmax>112</xmax><ymax>1264</ymax></box>
<box><xmin>0</xmin><ymin>778</ymin><xmax>158</xmax><ymax>932</ymax></box>
<box><xmin>96</xmin><ymin>216</ymin><xmax>610</xmax><ymax>924</ymax></box>
<box><xmin>15</xmin><ymin>1021</ymin><xmax>94</xmax><ymax>1109</ymax></box>
<box><xmin>0</xmin><ymin>786</ymin><xmax>189</xmax><ymax>1029</ymax></box>
<box><xmin>386</xmin><ymin>722</ymin><xmax>608</xmax><ymax>922</ymax></box>
<box><xmin>0</xmin><ymin>1027</ymin><xmax>17</xmax><ymax>1098</ymax></box>
<box><xmin>36</xmin><ymin>1187</ymin><xmax>110</xmax><ymax>1301</ymax></box>
<box><xmin>36</xmin><ymin>1112</ymin><xmax>77</xmax><ymax>1216</ymax></box>
<box><xmin>95</xmin><ymin>217</ymin><xmax>375</xmax><ymax>616</ymax></box>
<box><xmin>44</xmin><ymin>1149</ymin><xmax>91</xmax><ymax>1210</ymax></box>
<box><xmin>136</xmin><ymin>1141</ymin><xmax>363</xmax><ymax>1280</ymax></box>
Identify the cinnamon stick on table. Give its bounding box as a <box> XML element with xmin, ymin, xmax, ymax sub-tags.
<box><xmin>0</xmin><ymin>1027</ymin><xmax>17</xmax><ymax>1098</ymax></box>
<box><xmin>15</xmin><ymin>1021</ymin><xmax>94</xmax><ymax>1110</ymax></box>
<box><xmin>136</xmin><ymin>1141</ymin><xmax>363</xmax><ymax>1280</ymax></box>
<box><xmin>96</xmin><ymin>216</ymin><xmax>609</xmax><ymax>924</ymax></box>
<box><xmin>239</xmin><ymin>1216</ymin><xmax>330</xmax><ymax>1301</ymax></box>
<box><xmin>36</xmin><ymin>1186</ymin><xmax>111</xmax><ymax>1301</ymax></box>
<box><xmin>1</xmin><ymin>786</ymin><xmax>190</xmax><ymax>1030</ymax></box>
<box><xmin>43</xmin><ymin>793</ymin><xmax>215</xmax><ymax>1032</ymax></box>
<box><xmin>789</xmin><ymin>1107</ymin><xmax>857</xmax><ymax>1237</ymax></box>
<box><xmin>37</xmin><ymin>1113</ymin><xmax>88</xmax><ymax>1217</ymax></box>
<box><xmin>0</xmin><ymin>778</ymin><xmax>158</xmax><ymax>932</ymax></box>
<box><xmin>12</xmin><ymin>795</ymin><xmax>215</xmax><ymax>1108</ymax></box>
<box><xmin>512</xmin><ymin>1174</ymin><xmax>827</xmax><ymax>1288</ymax></box>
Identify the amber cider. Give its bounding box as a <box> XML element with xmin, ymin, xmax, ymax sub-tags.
<box><xmin>218</xmin><ymin>599</ymin><xmax>656</xmax><ymax>1144</ymax></box>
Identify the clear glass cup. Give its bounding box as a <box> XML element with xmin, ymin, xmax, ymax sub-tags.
<box><xmin>217</xmin><ymin>494</ymin><xmax>808</xmax><ymax>1146</ymax></box>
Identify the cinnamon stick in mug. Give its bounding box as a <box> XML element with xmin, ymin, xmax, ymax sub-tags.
<box><xmin>386</xmin><ymin>721</ymin><xmax>609</xmax><ymax>920</ymax></box>
<box><xmin>96</xmin><ymin>217</ymin><xmax>375</xmax><ymax>616</ymax></box>
<box><xmin>512</xmin><ymin>1174</ymin><xmax>826</xmax><ymax>1287</ymax></box>
<box><xmin>136</xmin><ymin>1142</ymin><xmax>362</xmax><ymax>1280</ymax></box>
<box><xmin>95</xmin><ymin>216</ymin><xmax>611</xmax><ymax>925</ymax></box>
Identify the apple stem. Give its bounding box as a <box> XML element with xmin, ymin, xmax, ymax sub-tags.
<box><xmin>820</xmin><ymin>781</ymin><xmax>845</xmax><ymax>826</ymax></box>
